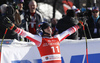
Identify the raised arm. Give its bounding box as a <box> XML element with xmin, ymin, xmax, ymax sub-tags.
<box><xmin>14</xmin><ymin>27</ymin><xmax>42</xmax><ymax>46</ymax></box>
<box><xmin>55</xmin><ymin>21</ymin><xmax>84</xmax><ymax>42</ymax></box>
<box><xmin>2</xmin><ymin>17</ymin><xmax>42</xmax><ymax>46</ymax></box>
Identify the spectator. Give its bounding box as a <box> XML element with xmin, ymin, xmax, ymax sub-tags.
<box><xmin>57</xmin><ymin>9</ymin><xmax>79</xmax><ymax>40</ymax></box>
<box><xmin>2</xmin><ymin>16</ymin><xmax>84</xmax><ymax>63</ymax></box>
<box><xmin>14</xmin><ymin>9</ymin><xmax>21</xmax><ymax>27</ymax></box>
<box><xmin>75</xmin><ymin>7</ymin><xmax>92</xmax><ymax>39</ymax></box>
<box><xmin>85</xmin><ymin>6</ymin><xmax>100</xmax><ymax>39</ymax></box>
<box><xmin>0</xmin><ymin>4</ymin><xmax>17</xmax><ymax>39</ymax></box>
<box><xmin>16</xmin><ymin>0</ymin><xmax>26</xmax><ymax>28</ymax></box>
<box><xmin>27</xmin><ymin>0</ymin><xmax>44</xmax><ymax>34</ymax></box>
<box><xmin>15</xmin><ymin>0</ymin><xmax>28</xmax><ymax>41</ymax></box>
<box><xmin>51</xmin><ymin>18</ymin><xmax>58</xmax><ymax>36</ymax></box>
<box><xmin>72</xmin><ymin>5</ymin><xmax>81</xmax><ymax>17</ymax></box>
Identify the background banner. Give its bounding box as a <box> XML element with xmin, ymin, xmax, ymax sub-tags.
<box><xmin>1</xmin><ymin>38</ymin><xmax>100</xmax><ymax>63</ymax></box>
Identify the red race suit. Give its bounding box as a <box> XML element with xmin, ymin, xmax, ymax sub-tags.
<box><xmin>14</xmin><ymin>25</ymin><xmax>80</xmax><ymax>63</ymax></box>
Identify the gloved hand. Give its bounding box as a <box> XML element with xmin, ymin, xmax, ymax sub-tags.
<box><xmin>2</xmin><ymin>17</ymin><xmax>17</xmax><ymax>30</ymax></box>
<box><xmin>78</xmin><ymin>17</ymin><xmax>87</xmax><ymax>27</ymax></box>
<box><xmin>77</xmin><ymin>20</ymin><xmax>84</xmax><ymax>28</ymax></box>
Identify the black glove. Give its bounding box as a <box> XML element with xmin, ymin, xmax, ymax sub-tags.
<box><xmin>78</xmin><ymin>17</ymin><xmax>87</xmax><ymax>24</ymax></box>
<box><xmin>2</xmin><ymin>17</ymin><xmax>17</xmax><ymax>30</ymax></box>
<box><xmin>78</xmin><ymin>17</ymin><xmax>87</xmax><ymax>28</ymax></box>
<box><xmin>77</xmin><ymin>20</ymin><xmax>84</xmax><ymax>28</ymax></box>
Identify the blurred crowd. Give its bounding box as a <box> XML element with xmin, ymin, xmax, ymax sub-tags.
<box><xmin>0</xmin><ymin>0</ymin><xmax>100</xmax><ymax>42</ymax></box>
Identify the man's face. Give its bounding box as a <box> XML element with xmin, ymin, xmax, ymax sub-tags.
<box><xmin>44</xmin><ymin>26</ymin><xmax>52</xmax><ymax>34</ymax></box>
<box><xmin>18</xmin><ymin>3</ymin><xmax>23</xmax><ymax>9</ymax></box>
<box><xmin>92</xmin><ymin>11</ymin><xmax>99</xmax><ymax>18</ymax></box>
<box><xmin>28</xmin><ymin>1</ymin><xmax>37</xmax><ymax>13</ymax></box>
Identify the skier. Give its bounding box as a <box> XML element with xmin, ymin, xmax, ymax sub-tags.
<box><xmin>1</xmin><ymin>17</ymin><xmax>84</xmax><ymax>63</ymax></box>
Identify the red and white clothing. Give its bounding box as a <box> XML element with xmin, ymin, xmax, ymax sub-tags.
<box><xmin>29</xmin><ymin>11</ymin><xmax>44</xmax><ymax>34</ymax></box>
<box><xmin>29</xmin><ymin>13</ymin><xmax>36</xmax><ymax>34</ymax></box>
<box><xmin>14</xmin><ymin>25</ymin><xmax>80</xmax><ymax>63</ymax></box>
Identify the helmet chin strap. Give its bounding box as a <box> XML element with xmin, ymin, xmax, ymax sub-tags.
<box><xmin>43</xmin><ymin>31</ymin><xmax>52</xmax><ymax>37</ymax></box>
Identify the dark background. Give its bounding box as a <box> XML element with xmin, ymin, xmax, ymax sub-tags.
<box><xmin>1</xmin><ymin>0</ymin><xmax>100</xmax><ymax>8</ymax></box>
<box><xmin>0</xmin><ymin>0</ymin><xmax>99</xmax><ymax>8</ymax></box>
<box><xmin>0</xmin><ymin>0</ymin><xmax>100</xmax><ymax>17</ymax></box>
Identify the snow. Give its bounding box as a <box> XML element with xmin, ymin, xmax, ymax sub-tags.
<box><xmin>37</xmin><ymin>3</ymin><xmax>62</xmax><ymax>20</ymax></box>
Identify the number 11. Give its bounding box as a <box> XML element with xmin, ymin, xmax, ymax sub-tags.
<box><xmin>51</xmin><ymin>46</ymin><xmax>60</xmax><ymax>53</ymax></box>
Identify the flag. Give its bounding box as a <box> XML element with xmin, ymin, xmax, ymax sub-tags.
<box><xmin>62</xmin><ymin>0</ymin><xmax>73</xmax><ymax>14</ymax></box>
